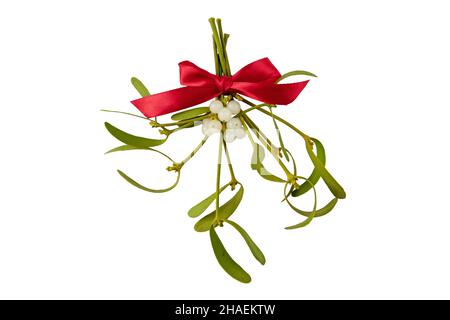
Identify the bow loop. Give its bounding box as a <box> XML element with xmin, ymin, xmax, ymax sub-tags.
<box><xmin>232</xmin><ymin>58</ymin><xmax>281</xmax><ymax>83</ymax></box>
<box><xmin>179</xmin><ymin>61</ymin><xmax>215</xmax><ymax>87</ymax></box>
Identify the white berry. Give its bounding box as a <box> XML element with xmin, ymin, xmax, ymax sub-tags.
<box><xmin>201</xmin><ymin>119</ymin><xmax>210</xmax><ymax>134</ymax></box>
<box><xmin>234</xmin><ymin>127</ymin><xmax>246</xmax><ymax>139</ymax></box>
<box><xmin>218</xmin><ymin>108</ymin><xmax>233</xmax><ymax>122</ymax></box>
<box><xmin>227</xmin><ymin>100</ymin><xmax>241</xmax><ymax>114</ymax></box>
<box><xmin>224</xmin><ymin>129</ymin><xmax>236</xmax><ymax>143</ymax></box>
<box><xmin>202</xmin><ymin>119</ymin><xmax>222</xmax><ymax>136</ymax></box>
<box><xmin>205</xmin><ymin>128</ymin><xmax>218</xmax><ymax>136</ymax></box>
<box><xmin>209</xmin><ymin>119</ymin><xmax>222</xmax><ymax>130</ymax></box>
<box><xmin>226</xmin><ymin>117</ymin><xmax>242</xmax><ymax>129</ymax></box>
<box><xmin>210</xmin><ymin>100</ymin><xmax>224</xmax><ymax>114</ymax></box>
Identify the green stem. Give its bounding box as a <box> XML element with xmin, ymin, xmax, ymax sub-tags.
<box><xmin>212</xmin><ymin>35</ymin><xmax>221</xmax><ymax>76</ymax></box>
<box><xmin>179</xmin><ymin>136</ymin><xmax>208</xmax><ymax>167</ymax></box>
<box><xmin>239</xmin><ymin>103</ymin><xmax>275</xmax><ymax>114</ymax></box>
<box><xmin>224</xmin><ymin>33</ymin><xmax>229</xmax><ymax>46</ymax></box>
<box><xmin>209</xmin><ymin>18</ymin><xmax>228</xmax><ymax>75</ymax></box>
<box><xmin>258</xmin><ymin>108</ymin><xmax>310</xmax><ymax>141</ymax></box>
<box><xmin>217</xmin><ymin>19</ymin><xmax>230</xmax><ymax>76</ymax></box>
<box><xmin>215</xmin><ymin>131</ymin><xmax>224</xmax><ymax>222</ymax></box>
<box><xmin>241</xmin><ymin>113</ymin><xmax>278</xmax><ymax>154</ymax></box>
<box><xmin>169</xmin><ymin>121</ymin><xmax>197</xmax><ymax>134</ymax></box>
<box><xmin>222</xmin><ymin>139</ymin><xmax>238</xmax><ymax>189</ymax></box>
<box><xmin>240</xmin><ymin>115</ymin><xmax>256</xmax><ymax>146</ymax></box>
<box><xmin>241</xmin><ymin>113</ymin><xmax>294</xmax><ymax>180</ymax></box>
<box><xmin>223</xmin><ymin>33</ymin><xmax>231</xmax><ymax>75</ymax></box>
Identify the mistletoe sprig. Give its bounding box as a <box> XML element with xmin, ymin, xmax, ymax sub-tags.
<box><xmin>102</xmin><ymin>18</ymin><xmax>346</xmax><ymax>283</ymax></box>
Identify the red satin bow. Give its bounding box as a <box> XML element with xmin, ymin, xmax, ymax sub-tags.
<box><xmin>131</xmin><ymin>58</ymin><xmax>309</xmax><ymax>118</ymax></box>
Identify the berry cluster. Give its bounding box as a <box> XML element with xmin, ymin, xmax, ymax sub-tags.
<box><xmin>202</xmin><ymin>99</ymin><xmax>246</xmax><ymax>142</ymax></box>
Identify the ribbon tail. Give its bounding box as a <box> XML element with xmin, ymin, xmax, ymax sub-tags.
<box><xmin>234</xmin><ymin>80</ymin><xmax>309</xmax><ymax>105</ymax></box>
<box><xmin>131</xmin><ymin>86</ymin><xmax>219</xmax><ymax>118</ymax></box>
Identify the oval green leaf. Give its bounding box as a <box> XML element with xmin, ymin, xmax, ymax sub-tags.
<box><xmin>105</xmin><ymin>145</ymin><xmax>175</xmax><ymax>161</ymax></box>
<box><xmin>210</xmin><ymin>227</ymin><xmax>251</xmax><ymax>283</ymax></box>
<box><xmin>194</xmin><ymin>184</ymin><xmax>244</xmax><ymax>232</ymax></box>
<box><xmin>283</xmin><ymin>182</ymin><xmax>317</xmax><ymax>230</ymax></box>
<box><xmin>105</xmin><ymin>145</ymin><xmax>141</xmax><ymax>154</ymax></box>
<box><xmin>131</xmin><ymin>77</ymin><xmax>150</xmax><ymax>97</ymax></box>
<box><xmin>188</xmin><ymin>184</ymin><xmax>229</xmax><ymax>218</ymax></box>
<box><xmin>100</xmin><ymin>109</ymin><xmax>149</xmax><ymax>120</ymax></box>
<box><xmin>305</xmin><ymin>139</ymin><xmax>346</xmax><ymax>199</ymax></box>
<box><xmin>171</xmin><ymin>107</ymin><xmax>210</xmax><ymax>121</ymax></box>
<box><xmin>104</xmin><ymin>122</ymin><xmax>166</xmax><ymax>148</ymax></box>
<box><xmin>225</xmin><ymin>220</ymin><xmax>266</xmax><ymax>265</ymax></box>
<box><xmin>292</xmin><ymin>138</ymin><xmax>326</xmax><ymax>197</ymax></box>
<box><xmin>117</xmin><ymin>169</ymin><xmax>180</xmax><ymax>194</ymax></box>
<box><xmin>287</xmin><ymin>195</ymin><xmax>338</xmax><ymax>219</ymax></box>
<box><xmin>277</xmin><ymin>70</ymin><xmax>317</xmax><ymax>83</ymax></box>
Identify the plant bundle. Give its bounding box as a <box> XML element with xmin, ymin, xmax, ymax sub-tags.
<box><xmin>102</xmin><ymin>18</ymin><xmax>346</xmax><ymax>283</ymax></box>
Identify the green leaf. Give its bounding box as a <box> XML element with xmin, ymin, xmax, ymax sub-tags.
<box><xmin>105</xmin><ymin>145</ymin><xmax>175</xmax><ymax>161</ymax></box>
<box><xmin>188</xmin><ymin>184</ymin><xmax>229</xmax><ymax>218</ymax></box>
<box><xmin>283</xmin><ymin>182</ymin><xmax>318</xmax><ymax>230</ymax></box>
<box><xmin>117</xmin><ymin>169</ymin><xmax>180</xmax><ymax>193</ymax></box>
<box><xmin>100</xmin><ymin>109</ymin><xmax>149</xmax><ymax>120</ymax></box>
<box><xmin>251</xmin><ymin>144</ymin><xmax>286</xmax><ymax>183</ymax></box>
<box><xmin>171</xmin><ymin>107</ymin><xmax>210</xmax><ymax>121</ymax></box>
<box><xmin>288</xmin><ymin>197</ymin><xmax>338</xmax><ymax>220</ymax></box>
<box><xmin>105</xmin><ymin>145</ymin><xmax>141</xmax><ymax>154</ymax></box>
<box><xmin>225</xmin><ymin>220</ymin><xmax>266</xmax><ymax>265</ymax></box>
<box><xmin>305</xmin><ymin>139</ymin><xmax>346</xmax><ymax>199</ymax></box>
<box><xmin>209</xmin><ymin>227</ymin><xmax>251</xmax><ymax>283</ymax></box>
<box><xmin>277</xmin><ymin>70</ymin><xmax>317</xmax><ymax>83</ymax></box>
<box><xmin>194</xmin><ymin>184</ymin><xmax>244</xmax><ymax>232</ymax></box>
<box><xmin>104</xmin><ymin>122</ymin><xmax>166</xmax><ymax>148</ymax></box>
<box><xmin>131</xmin><ymin>77</ymin><xmax>150</xmax><ymax>97</ymax></box>
<box><xmin>292</xmin><ymin>138</ymin><xmax>326</xmax><ymax>197</ymax></box>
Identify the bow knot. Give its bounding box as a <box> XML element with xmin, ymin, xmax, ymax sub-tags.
<box><xmin>132</xmin><ymin>58</ymin><xmax>309</xmax><ymax>118</ymax></box>
<box><xmin>216</xmin><ymin>76</ymin><xmax>233</xmax><ymax>93</ymax></box>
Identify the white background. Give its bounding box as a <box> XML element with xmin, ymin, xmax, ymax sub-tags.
<box><xmin>1</xmin><ymin>0</ymin><xmax>449</xmax><ymax>299</ymax></box>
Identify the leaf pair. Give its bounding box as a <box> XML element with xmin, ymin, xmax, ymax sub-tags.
<box><xmin>282</xmin><ymin>139</ymin><xmax>341</xmax><ymax>229</ymax></box>
<box><xmin>305</xmin><ymin>139</ymin><xmax>346</xmax><ymax>199</ymax></box>
<box><xmin>278</xmin><ymin>134</ymin><xmax>344</xmax><ymax>200</ymax></box>
<box><xmin>193</xmin><ymin>184</ymin><xmax>244</xmax><ymax>232</ymax></box>
<box><xmin>210</xmin><ymin>220</ymin><xmax>265</xmax><ymax>283</ymax></box>
<box><xmin>292</xmin><ymin>138</ymin><xmax>326</xmax><ymax>197</ymax></box>
<box><xmin>188</xmin><ymin>183</ymin><xmax>230</xmax><ymax>218</ymax></box>
<box><xmin>284</xmin><ymin>181</ymin><xmax>338</xmax><ymax>229</ymax></box>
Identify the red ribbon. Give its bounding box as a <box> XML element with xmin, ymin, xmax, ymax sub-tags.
<box><xmin>131</xmin><ymin>58</ymin><xmax>309</xmax><ymax>118</ymax></box>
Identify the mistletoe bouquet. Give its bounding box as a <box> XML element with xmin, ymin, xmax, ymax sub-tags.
<box><xmin>103</xmin><ymin>18</ymin><xmax>346</xmax><ymax>283</ymax></box>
